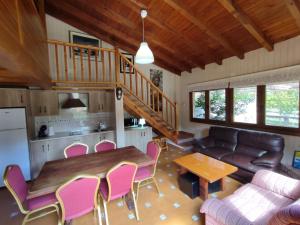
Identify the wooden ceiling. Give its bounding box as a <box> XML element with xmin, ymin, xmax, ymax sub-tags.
<box><xmin>45</xmin><ymin>0</ymin><xmax>300</xmax><ymax>75</ymax></box>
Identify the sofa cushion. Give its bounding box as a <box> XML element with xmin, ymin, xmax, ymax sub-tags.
<box><xmin>251</xmin><ymin>170</ymin><xmax>300</xmax><ymax>200</ymax></box>
<box><xmin>221</xmin><ymin>153</ymin><xmax>262</xmax><ymax>173</ymax></box>
<box><xmin>200</xmin><ymin>147</ymin><xmax>232</xmax><ymax>160</ymax></box>
<box><xmin>209</xmin><ymin>126</ymin><xmax>239</xmax><ymax>151</ymax></box>
<box><xmin>236</xmin><ymin>130</ymin><xmax>284</xmax><ymax>157</ymax></box>
<box><xmin>224</xmin><ymin>183</ymin><xmax>293</xmax><ymax>224</ymax></box>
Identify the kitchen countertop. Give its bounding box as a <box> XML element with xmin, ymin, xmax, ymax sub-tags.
<box><xmin>125</xmin><ymin>126</ymin><xmax>151</xmax><ymax>130</ymax></box>
<box><xmin>30</xmin><ymin>129</ymin><xmax>115</xmax><ymax>143</ymax></box>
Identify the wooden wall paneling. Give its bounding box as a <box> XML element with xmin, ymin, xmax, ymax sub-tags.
<box><xmin>217</xmin><ymin>0</ymin><xmax>273</xmax><ymax>51</ymax></box>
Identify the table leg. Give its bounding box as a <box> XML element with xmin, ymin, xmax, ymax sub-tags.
<box><xmin>200</xmin><ymin>212</ymin><xmax>205</xmax><ymax>225</ymax></box>
<box><xmin>220</xmin><ymin>178</ymin><xmax>225</xmax><ymax>191</ymax></box>
<box><xmin>199</xmin><ymin>178</ymin><xmax>208</xmax><ymax>200</ymax></box>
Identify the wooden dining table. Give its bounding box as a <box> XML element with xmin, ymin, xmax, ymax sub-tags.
<box><xmin>28</xmin><ymin>146</ymin><xmax>154</xmax><ymax>199</ymax></box>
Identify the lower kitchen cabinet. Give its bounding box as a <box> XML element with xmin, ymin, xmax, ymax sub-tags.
<box><xmin>125</xmin><ymin>127</ymin><xmax>152</xmax><ymax>153</ymax></box>
<box><xmin>30</xmin><ymin>131</ymin><xmax>115</xmax><ymax>179</ymax></box>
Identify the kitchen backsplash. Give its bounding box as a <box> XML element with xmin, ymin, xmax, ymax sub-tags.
<box><xmin>34</xmin><ymin>111</ymin><xmax>115</xmax><ymax>136</ymax></box>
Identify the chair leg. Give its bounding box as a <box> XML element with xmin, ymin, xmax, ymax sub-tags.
<box><xmin>103</xmin><ymin>200</ymin><xmax>109</xmax><ymax>225</ymax></box>
<box><xmin>97</xmin><ymin>205</ymin><xmax>102</xmax><ymax>225</ymax></box>
<box><xmin>131</xmin><ymin>191</ymin><xmax>139</xmax><ymax>221</ymax></box>
<box><xmin>135</xmin><ymin>182</ymin><xmax>140</xmax><ymax>202</ymax></box>
<box><xmin>152</xmin><ymin>177</ymin><xmax>160</xmax><ymax>195</ymax></box>
<box><xmin>22</xmin><ymin>213</ymin><xmax>30</xmax><ymax>225</ymax></box>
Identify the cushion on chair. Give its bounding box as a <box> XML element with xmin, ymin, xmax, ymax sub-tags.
<box><xmin>27</xmin><ymin>193</ymin><xmax>57</xmax><ymax>211</ymax></box>
<box><xmin>134</xmin><ymin>166</ymin><xmax>153</xmax><ymax>182</ymax></box>
<box><xmin>221</xmin><ymin>153</ymin><xmax>261</xmax><ymax>173</ymax></box>
<box><xmin>251</xmin><ymin>170</ymin><xmax>300</xmax><ymax>200</ymax></box>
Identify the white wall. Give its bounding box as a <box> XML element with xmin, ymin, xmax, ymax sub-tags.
<box><xmin>179</xmin><ymin>36</ymin><xmax>300</xmax><ymax>165</ymax></box>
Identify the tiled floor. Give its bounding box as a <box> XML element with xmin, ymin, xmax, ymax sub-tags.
<box><xmin>1</xmin><ymin>145</ymin><xmax>241</xmax><ymax>225</ymax></box>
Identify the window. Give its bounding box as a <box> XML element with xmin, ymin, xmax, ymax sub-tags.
<box><xmin>233</xmin><ymin>87</ymin><xmax>257</xmax><ymax>124</ymax></box>
<box><xmin>265</xmin><ymin>82</ymin><xmax>299</xmax><ymax>128</ymax></box>
<box><xmin>209</xmin><ymin>89</ymin><xmax>226</xmax><ymax>121</ymax></box>
<box><xmin>192</xmin><ymin>91</ymin><xmax>205</xmax><ymax>119</ymax></box>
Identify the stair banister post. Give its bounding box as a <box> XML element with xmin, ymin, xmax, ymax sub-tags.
<box><xmin>115</xmin><ymin>48</ymin><xmax>120</xmax><ymax>85</ymax></box>
<box><xmin>175</xmin><ymin>102</ymin><xmax>179</xmax><ymax>134</ymax></box>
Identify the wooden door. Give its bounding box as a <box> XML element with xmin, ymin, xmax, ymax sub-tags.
<box><xmin>88</xmin><ymin>92</ymin><xmax>100</xmax><ymax>113</ymax></box>
<box><xmin>105</xmin><ymin>90</ymin><xmax>114</xmax><ymax>112</ymax></box>
<box><xmin>30</xmin><ymin>141</ymin><xmax>47</xmax><ymax>179</ymax></box>
<box><xmin>43</xmin><ymin>91</ymin><xmax>58</xmax><ymax>116</ymax></box>
<box><xmin>30</xmin><ymin>90</ymin><xmax>44</xmax><ymax>116</ymax></box>
<box><xmin>0</xmin><ymin>89</ymin><xmax>27</xmax><ymax>107</ymax></box>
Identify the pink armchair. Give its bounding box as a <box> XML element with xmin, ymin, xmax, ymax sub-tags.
<box><xmin>200</xmin><ymin>170</ymin><xmax>300</xmax><ymax>225</ymax></box>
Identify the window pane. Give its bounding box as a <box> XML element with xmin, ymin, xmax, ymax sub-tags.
<box><xmin>266</xmin><ymin>82</ymin><xmax>299</xmax><ymax>128</ymax></box>
<box><xmin>209</xmin><ymin>89</ymin><xmax>226</xmax><ymax>120</ymax></box>
<box><xmin>233</xmin><ymin>87</ymin><xmax>257</xmax><ymax>123</ymax></box>
<box><xmin>192</xmin><ymin>92</ymin><xmax>205</xmax><ymax>119</ymax></box>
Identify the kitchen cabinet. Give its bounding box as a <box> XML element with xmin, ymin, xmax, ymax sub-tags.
<box><xmin>125</xmin><ymin>127</ymin><xmax>152</xmax><ymax>153</ymax></box>
<box><xmin>30</xmin><ymin>90</ymin><xmax>59</xmax><ymax>116</ymax></box>
<box><xmin>30</xmin><ymin>131</ymin><xmax>115</xmax><ymax>178</ymax></box>
<box><xmin>0</xmin><ymin>89</ymin><xmax>28</xmax><ymax>107</ymax></box>
<box><xmin>89</xmin><ymin>90</ymin><xmax>114</xmax><ymax>113</ymax></box>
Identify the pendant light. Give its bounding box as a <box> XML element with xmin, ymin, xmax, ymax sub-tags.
<box><xmin>135</xmin><ymin>9</ymin><xmax>154</xmax><ymax>64</ymax></box>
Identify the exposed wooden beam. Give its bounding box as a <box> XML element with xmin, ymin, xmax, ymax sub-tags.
<box><xmin>284</xmin><ymin>0</ymin><xmax>300</xmax><ymax>29</ymax></box>
<box><xmin>217</xmin><ymin>0</ymin><xmax>273</xmax><ymax>51</ymax></box>
<box><xmin>125</xmin><ymin>0</ymin><xmax>209</xmax><ymax>68</ymax></box>
<box><xmin>46</xmin><ymin>1</ymin><xmax>183</xmax><ymax>75</ymax></box>
<box><xmin>163</xmin><ymin>0</ymin><xmax>244</xmax><ymax>59</ymax></box>
<box><xmin>81</xmin><ymin>0</ymin><xmax>193</xmax><ymax>72</ymax></box>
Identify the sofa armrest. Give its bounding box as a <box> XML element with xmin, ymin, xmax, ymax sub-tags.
<box><xmin>200</xmin><ymin>198</ymin><xmax>253</xmax><ymax>225</ymax></box>
<box><xmin>193</xmin><ymin>136</ymin><xmax>214</xmax><ymax>149</ymax></box>
<box><xmin>268</xmin><ymin>199</ymin><xmax>300</xmax><ymax>225</ymax></box>
<box><xmin>252</xmin><ymin>151</ymin><xmax>282</xmax><ymax>168</ymax></box>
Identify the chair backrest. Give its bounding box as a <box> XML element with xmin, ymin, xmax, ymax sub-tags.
<box><xmin>3</xmin><ymin>165</ymin><xmax>28</xmax><ymax>214</ymax></box>
<box><xmin>56</xmin><ymin>175</ymin><xmax>100</xmax><ymax>221</ymax></box>
<box><xmin>64</xmin><ymin>143</ymin><xmax>89</xmax><ymax>158</ymax></box>
<box><xmin>94</xmin><ymin>140</ymin><xmax>116</xmax><ymax>152</ymax></box>
<box><xmin>146</xmin><ymin>141</ymin><xmax>161</xmax><ymax>176</ymax></box>
<box><xmin>106</xmin><ymin>162</ymin><xmax>137</xmax><ymax>202</ymax></box>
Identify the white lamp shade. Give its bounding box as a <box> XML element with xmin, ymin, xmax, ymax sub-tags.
<box><xmin>139</xmin><ymin>118</ymin><xmax>146</xmax><ymax>126</ymax></box>
<box><xmin>135</xmin><ymin>42</ymin><xmax>154</xmax><ymax>64</ymax></box>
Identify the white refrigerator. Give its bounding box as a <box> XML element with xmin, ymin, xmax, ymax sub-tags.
<box><xmin>0</xmin><ymin>108</ymin><xmax>31</xmax><ymax>187</ymax></box>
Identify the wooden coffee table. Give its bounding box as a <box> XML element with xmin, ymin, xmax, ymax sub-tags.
<box><xmin>173</xmin><ymin>153</ymin><xmax>238</xmax><ymax>200</ymax></box>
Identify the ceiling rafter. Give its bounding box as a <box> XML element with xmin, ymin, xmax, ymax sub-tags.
<box><xmin>284</xmin><ymin>0</ymin><xmax>300</xmax><ymax>29</ymax></box>
<box><xmin>126</xmin><ymin>0</ymin><xmax>208</xmax><ymax>68</ymax></box>
<box><xmin>217</xmin><ymin>0</ymin><xmax>273</xmax><ymax>51</ymax></box>
<box><xmin>46</xmin><ymin>1</ymin><xmax>183</xmax><ymax>75</ymax></box>
<box><xmin>129</xmin><ymin>0</ymin><xmax>223</xmax><ymax>66</ymax></box>
<box><xmin>163</xmin><ymin>0</ymin><xmax>244</xmax><ymax>59</ymax></box>
<box><xmin>83</xmin><ymin>0</ymin><xmax>193</xmax><ymax>71</ymax></box>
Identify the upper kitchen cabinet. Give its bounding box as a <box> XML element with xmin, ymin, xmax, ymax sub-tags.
<box><xmin>30</xmin><ymin>90</ymin><xmax>59</xmax><ymax>116</ymax></box>
<box><xmin>89</xmin><ymin>90</ymin><xmax>115</xmax><ymax>113</ymax></box>
<box><xmin>0</xmin><ymin>0</ymin><xmax>51</xmax><ymax>88</ymax></box>
<box><xmin>0</xmin><ymin>89</ymin><xmax>28</xmax><ymax>107</ymax></box>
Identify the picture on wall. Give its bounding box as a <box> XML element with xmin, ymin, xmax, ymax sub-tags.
<box><xmin>150</xmin><ymin>69</ymin><xmax>163</xmax><ymax>111</ymax></box>
<box><xmin>292</xmin><ymin>150</ymin><xmax>300</xmax><ymax>169</ymax></box>
<box><xmin>119</xmin><ymin>53</ymin><xmax>135</xmax><ymax>74</ymax></box>
<box><xmin>69</xmin><ymin>31</ymin><xmax>102</xmax><ymax>61</ymax></box>
<box><xmin>150</xmin><ymin>69</ymin><xmax>163</xmax><ymax>91</ymax></box>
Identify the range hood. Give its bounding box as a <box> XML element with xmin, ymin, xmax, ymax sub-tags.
<box><xmin>62</xmin><ymin>93</ymin><xmax>86</xmax><ymax>108</ymax></box>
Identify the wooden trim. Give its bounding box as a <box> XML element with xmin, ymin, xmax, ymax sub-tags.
<box><xmin>217</xmin><ymin>0</ymin><xmax>273</xmax><ymax>51</ymax></box>
<box><xmin>190</xmin><ymin>86</ymin><xmax>300</xmax><ymax>136</ymax></box>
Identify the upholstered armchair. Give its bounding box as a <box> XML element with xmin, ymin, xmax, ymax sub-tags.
<box><xmin>200</xmin><ymin>170</ymin><xmax>300</xmax><ymax>225</ymax></box>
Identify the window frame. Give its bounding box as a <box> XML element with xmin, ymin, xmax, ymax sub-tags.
<box><xmin>189</xmin><ymin>83</ymin><xmax>300</xmax><ymax>136</ymax></box>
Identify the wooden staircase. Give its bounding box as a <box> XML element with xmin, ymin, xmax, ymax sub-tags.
<box><xmin>47</xmin><ymin>40</ymin><xmax>187</xmax><ymax>143</ymax></box>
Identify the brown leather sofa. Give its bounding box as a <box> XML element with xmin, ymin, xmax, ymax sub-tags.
<box><xmin>193</xmin><ymin>126</ymin><xmax>284</xmax><ymax>183</ymax></box>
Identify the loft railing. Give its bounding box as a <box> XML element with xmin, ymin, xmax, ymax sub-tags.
<box><xmin>47</xmin><ymin>40</ymin><xmax>178</xmax><ymax>132</ymax></box>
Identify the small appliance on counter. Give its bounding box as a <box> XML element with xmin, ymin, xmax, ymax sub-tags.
<box><xmin>48</xmin><ymin>126</ymin><xmax>55</xmax><ymax>136</ymax></box>
<box><xmin>124</xmin><ymin>118</ymin><xmax>139</xmax><ymax>127</ymax></box>
<box><xmin>98</xmin><ymin>122</ymin><xmax>108</xmax><ymax>131</ymax></box>
<box><xmin>38</xmin><ymin>125</ymin><xmax>48</xmax><ymax>137</ymax></box>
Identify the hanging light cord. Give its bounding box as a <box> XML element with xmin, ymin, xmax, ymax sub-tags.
<box><xmin>142</xmin><ymin>17</ymin><xmax>145</xmax><ymax>42</ymax></box>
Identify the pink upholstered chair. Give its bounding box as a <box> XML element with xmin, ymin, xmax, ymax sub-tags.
<box><xmin>64</xmin><ymin>142</ymin><xmax>89</xmax><ymax>158</ymax></box>
<box><xmin>94</xmin><ymin>140</ymin><xmax>116</xmax><ymax>153</ymax></box>
<box><xmin>3</xmin><ymin>165</ymin><xmax>59</xmax><ymax>225</ymax></box>
<box><xmin>56</xmin><ymin>175</ymin><xmax>102</xmax><ymax>225</ymax></box>
<box><xmin>200</xmin><ymin>169</ymin><xmax>300</xmax><ymax>225</ymax></box>
<box><xmin>99</xmin><ymin>162</ymin><xmax>139</xmax><ymax>225</ymax></box>
<box><xmin>134</xmin><ymin>141</ymin><xmax>161</xmax><ymax>201</ymax></box>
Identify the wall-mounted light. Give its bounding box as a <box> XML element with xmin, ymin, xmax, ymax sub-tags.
<box><xmin>116</xmin><ymin>87</ymin><xmax>123</xmax><ymax>100</ymax></box>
